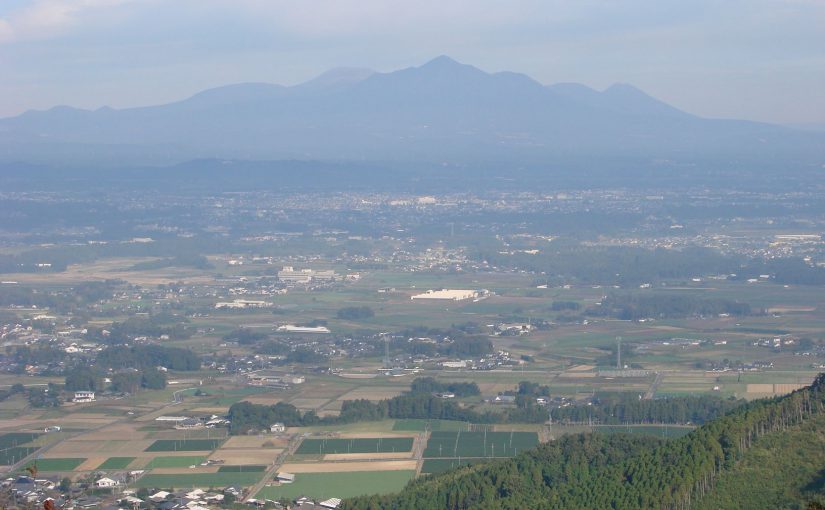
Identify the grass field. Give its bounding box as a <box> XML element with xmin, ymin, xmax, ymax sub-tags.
<box><xmin>145</xmin><ymin>439</ymin><xmax>224</xmax><ymax>452</ymax></box>
<box><xmin>295</xmin><ymin>437</ymin><xmax>413</xmax><ymax>455</ymax></box>
<box><xmin>146</xmin><ymin>456</ymin><xmax>206</xmax><ymax>468</ymax></box>
<box><xmin>132</xmin><ymin>471</ymin><xmax>264</xmax><ymax>488</ymax></box>
<box><xmin>255</xmin><ymin>471</ymin><xmax>415</xmax><ymax>500</ymax></box>
<box><xmin>423</xmin><ymin>431</ymin><xmax>538</xmax><ymax>458</ymax></box>
<box><xmin>392</xmin><ymin>419</ymin><xmax>470</xmax><ymax>432</ymax></box>
<box><xmin>97</xmin><ymin>457</ymin><xmax>136</xmax><ymax>469</ymax></box>
<box><xmin>420</xmin><ymin>458</ymin><xmax>488</xmax><ymax>474</ymax></box>
<box><xmin>22</xmin><ymin>458</ymin><xmax>85</xmax><ymax>472</ymax></box>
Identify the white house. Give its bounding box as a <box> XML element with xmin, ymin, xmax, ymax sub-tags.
<box><xmin>270</xmin><ymin>422</ymin><xmax>286</xmax><ymax>433</ymax></box>
<box><xmin>74</xmin><ymin>391</ymin><xmax>95</xmax><ymax>403</ymax></box>
<box><xmin>275</xmin><ymin>472</ymin><xmax>295</xmax><ymax>484</ymax></box>
<box><xmin>95</xmin><ymin>477</ymin><xmax>119</xmax><ymax>488</ymax></box>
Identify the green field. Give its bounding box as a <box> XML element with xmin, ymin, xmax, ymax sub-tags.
<box><xmin>420</xmin><ymin>458</ymin><xmax>488</xmax><ymax>474</ymax></box>
<box><xmin>423</xmin><ymin>431</ymin><xmax>538</xmax><ymax>458</ymax></box>
<box><xmin>0</xmin><ymin>432</ymin><xmax>40</xmax><ymax>448</ymax></box>
<box><xmin>217</xmin><ymin>465</ymin><xmax>267</xmax><ymax>472</ymax></box>
<box><xmin>0</xmin><ymin>433</ymin><xmax>41</xmax><ymax>465</ymax></box>
<box><xmin>255</xmin><ymin>471</ymin><xmax>416</xmax><ymax>500</ymax></box>
<box><xmin>22</xmin><ymin>458</ymin><xmax>85</xmax><ymax>472</ymax></box>
<box><xmin>133</xmin><ymin>471</ymin><xmax>264</xmax><ymax>488</ymax></box>
<box><xmin>145</xmin><ymin>439</ymin><xmax>224</xmax><ymax>452</ymax></box>
<box><xmin>392</xmin><ymin>419</ymin><xmax>470</xmax><ymax>432</ymax></box>
<box><xmin>97</xmin><ymin>457</ymin><xmax>136</xmax><ymax>469</ymax></box>
<box><xmin>295</xmin><ymin>437</ymin><xmax>414</xmax><ymax>455</ymax></box>
<box><xmin>0</xmin><ymin>446</ymin><xmax>39</xmax><ymax>465</ymax></box>
<box><xmin>146</xmin><ymin>456</ymin><xmax>206</xmax><ymax>468</ymax></box>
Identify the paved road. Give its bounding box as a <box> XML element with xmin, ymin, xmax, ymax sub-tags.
<box><xmin>645</xmin><ymin>372</ymin><xmax>664</xmax><ymax>400</ymax></box>
<box><xmin>244</xmin><ymin>434</ymin><xmax>302</xmax><ymax>502</ymax></box>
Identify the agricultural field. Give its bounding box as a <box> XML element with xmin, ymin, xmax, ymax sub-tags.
<box><xmin>423</xmin><ymin>431</ymin><xmax>539</xmax><ymax>459</ymax></box>
<box><xmin>97</xmin><ymin>457</ymin><xmax>136</xmax><ymax>470</ymax></box>
<box><xmin>392</xmin><ymin>419</ymin><xmax>471</xmax><ymax>432</ymax></box>
<box><xmin>0</xmin><ymin>433</ymin><xmax>41</xmax><ymax>465</ymax></box>
<box><xmin>133</xmin><ymin>471</ymin><xmax>265</xmax><ymax>489</ymax></box>
<box><xmin>145</xmin><ymin>456</ymin><xmax>206</xmax><ymax>469</ymax></box>
<box><xmin>21</xmin><ymin>458</ymin><xmax>86</xmax><ymax>472</ymax></box>
<box><xmin>256</xmin><ymin>471</ymin><xmax>416</xmax><ymax>501</ymax></box>
<box><xmin>217</xmin><ymin>465</ymin><xmax>267</xmax><ymax>472</ymax></box>
<box><xmin>295</xmin><ymin>437</ymin><xmax>413</xmax><ymax>455</ymax></box>
<box><xmin>145</xmin><ymin>439</ymin><xmax>225</xmax><ymax>452</ymax></box>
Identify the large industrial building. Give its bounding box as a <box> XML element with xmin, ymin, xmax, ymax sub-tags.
<box><xmin>277</xmin><ymin>266</ymin><xmax>338</xmax><ymax>284</ymax></box>
<box><xmin>411</xmin><ymin>289</ymin><xmax>479</xmax><ymax>301</ymax></box>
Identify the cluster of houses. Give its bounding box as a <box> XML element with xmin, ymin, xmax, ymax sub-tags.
<box><xmin>153</xmin><ymin>415</ymin><xmax>229</xmax><ymax>429</ymax></box>
<box><xmin>439</xmin><ymin>350</ymin><xmax>518</xmax><ymax>371</ymax></box>
<box><xmin>2</xmin><ymin>475</ymin><xmax>346</xmax><ymax>510</ymax></box>
<box><xmin>2</xmin><ymin>473</ymin><xmax>133</xmax><ymax>508</ymax></box>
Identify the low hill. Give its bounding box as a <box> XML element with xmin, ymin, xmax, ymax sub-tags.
<box><xmin>343</xmin><ymin>374</ymin><xmax>825</xmax><ymax>509</ymax></box>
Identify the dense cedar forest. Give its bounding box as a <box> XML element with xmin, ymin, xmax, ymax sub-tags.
<box><xmin>61</xmin><ymin>344</ymin><xmax>200</xmax><ymax>393</ymax></box>
<box><xmin>342</xmin><ymin>374</ymin><xmax>825</xmax><ymax>510</ymax></box>
<box><xmin>227</xmin><ymin>379</ymin><xmax>741</xmax><ymax>434</ymax></box>
<box><xmin>551</xmin><ymin>393</ymin><xmax>743</xmax><ymax>425</ymax></box>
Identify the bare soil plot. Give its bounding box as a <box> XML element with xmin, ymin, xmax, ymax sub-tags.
<box><xmin>476</xmin><ymin>383</ymin><xmax>516</xmax><ymax>395</ymax></box>
<box><xmin>151</xmin><ymin>467</ymin><xmax>220</xmax><ymax>474</ymax></box>
<box><xmin>288</xmin><ymin>398</ymin><xmax>332</xmax><ymax>410</ymax></box>
<box><xmin>323</xmin><ymin>452</ymin><xmax>413</xmax><ymax>461</ymax></box>
<box><xmin>240</xmin><ymin>396</ymin><xmax>286</xmax><ymax>407</ymax></box>
<box><xmin>76</xmin><ymin>457</ymin><xmax>108</xmax><ymax>471</ymax></box>
<box><xmin>187</xmin><ymin>407</ymin><xmax>231</xmax><ymax>414</ymax></box>
<box><xmin>559</xmin><ymin>372</ymin><xmax>597</xmax><ymax>378</ymax></box>
<box><xmin>321</xmin><ymin>400</ymin><xmax>344</xmax><ymax>411</ymax></box>
<box><xmin>747</xmin><ymin>383</ymin><xmax>807</xmax><ymax>396</ymax></box>
<box><xmin>79</xmin><ymin>423</ymin><xmax>149</xmax><ymax>441</ymax></box>
<box><xmin>222</xmin><ymin>436</ymin><xmax>289</xmax><ymax>449</ymax></box>
<box><xmin>48</xmin><ymin>439</ymin><xmax>156</xmax><ymax>456</ymax></box>
<box><xmin>337</xmin><ymin>432</ymin><xmax>417</xmax><ymax>439</ymax></box>
<box><xmin>337</xmin><ymin>386</ymin><xmax>406</xmax><ymax>401</ymax></box>
<box><xmin>278</xmin><ymin>460</ymin><xmax>417</xmax><ymax>473</ymax></box>
<box><xmin>767</xmin><ymin>306</ymin><xmax>816</xmax><ymax>313</ymax></box>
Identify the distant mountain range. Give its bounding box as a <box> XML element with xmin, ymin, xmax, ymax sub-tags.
<box><xmin>0</xmin><ymin>56</ymin><xmax>822</xmax><ymax>167</ymax></box>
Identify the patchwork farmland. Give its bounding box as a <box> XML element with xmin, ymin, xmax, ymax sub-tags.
<box><xmin>421</xmin><ymin>430</ymin><xmax>539</xmax><ymax>474</ymax></box>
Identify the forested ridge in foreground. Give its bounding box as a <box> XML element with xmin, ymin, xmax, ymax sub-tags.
<box><xmin>343</xmin><ymin>374</ymin><xmax>825</xmax><ymax>510</ymax></box>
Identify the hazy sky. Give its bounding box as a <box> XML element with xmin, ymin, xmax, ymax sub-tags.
<box><xmin>1</xmin><ymin>0</ymin><xmax>823</xmax><ymax>124</ymax></box>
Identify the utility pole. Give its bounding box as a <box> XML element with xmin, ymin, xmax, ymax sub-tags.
<box><xmin>616</xmin><ymin>336</ymin><xmax>622</xmax><ymax>370</ymax></box>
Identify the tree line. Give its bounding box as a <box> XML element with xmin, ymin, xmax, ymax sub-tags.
<box><xmin>227</xmin><ymin>378</ymin><xmax>739</xmax><ymax>434</ymax></box>
<box><xmin>588</xmin><ymin>294</ymin><xmax>753</xmax><ymax>320</ymax></box>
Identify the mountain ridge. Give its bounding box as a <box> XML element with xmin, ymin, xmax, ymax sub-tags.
<box><xmin>0</xmin><ymin>56</ymin><xmax>822</xmax><ymax>167</ymax></box>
